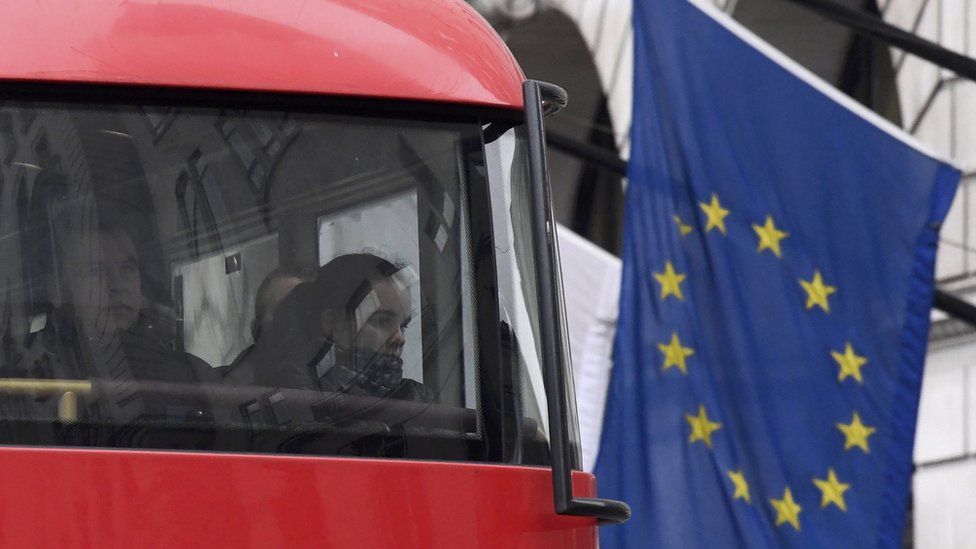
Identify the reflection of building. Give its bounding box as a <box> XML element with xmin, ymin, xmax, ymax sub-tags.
<box><xmin>471</xmin><ymin>1</ymin><xmax>971</xmax><ymax>545</ymax></box>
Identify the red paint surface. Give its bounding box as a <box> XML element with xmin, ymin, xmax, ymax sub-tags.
<box><xmin>0</xmin><ymin>0</ymin><xmax>524</xmax><ymax>108</ymax></box>
<box><xmin>0</xmin><ymin>447</ymin><xmax>597</xmax><ymax>548</ymax></box>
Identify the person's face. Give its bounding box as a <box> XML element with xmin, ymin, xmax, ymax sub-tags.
<box><xmin>346</xmin><ymin>278</ymin><xmax>412</xmax><ymax>358</ymax></box>
<box><xmin>97</xmin><ymin>231</ymin><xmax>142</xmax><ymax>330</ymax></box>
<box><xmin>67</xmin><ymin>230</ymin><xmax>141</xmax><ymax>329</ymax></box>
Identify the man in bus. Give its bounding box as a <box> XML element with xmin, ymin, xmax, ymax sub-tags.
<box><xmin>60</xmin><ymin>218</ymin><xmax>218</xmax><ymax>409</ymax></box>
<box><xmin>223</xmin><ymin>266</ymin><xmax>308</xmax><ymax>385</ymax></box>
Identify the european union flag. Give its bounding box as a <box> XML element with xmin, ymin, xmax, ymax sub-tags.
<box><xmin>594</xmin><ymin>0</ymin><xmax>961</xmax><ymax>547</ymax></box>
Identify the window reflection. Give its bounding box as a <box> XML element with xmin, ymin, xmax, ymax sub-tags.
<box><xmin>0</xmin><ymin>101</ymin><xmax>549</xmax><ymax>464</ymax></box>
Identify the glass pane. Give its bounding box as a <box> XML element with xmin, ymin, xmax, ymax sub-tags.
<box><xmin>484</xmin><ymin>125</ymin><xmax>552</xmax><ymax>445</ymax></box>
<box><xmin>0</xmin><ymin>100</ymin><xmax>506</xmax><ymax>461</ymax></box>
<box><xmin>317</xmin><ymin>192</ymin><xmax>424</xmax><ymax>383</ymax></box>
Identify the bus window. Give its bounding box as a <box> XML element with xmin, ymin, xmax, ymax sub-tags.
<box><xmin>0</xmin><ymin>98</ymin><xmax>550</xmax><ymax>464</ymax></box>
<box><xmin>485</xmin><ymin>125</ymin><xmax>553</xmax><ymax>445</ymax></box>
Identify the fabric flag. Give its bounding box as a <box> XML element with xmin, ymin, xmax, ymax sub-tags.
<box><xmin>594</xmin><ymin>0</ymin><xmax>961</xmax><ymax>548</ymax></box>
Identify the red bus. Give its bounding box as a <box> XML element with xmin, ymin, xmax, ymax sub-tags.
<box><xmin>0</xmin><ymin>0</ymin><xmax>628</xmax><ymax>546</ymax></box>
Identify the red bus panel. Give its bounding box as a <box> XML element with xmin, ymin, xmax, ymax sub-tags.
<box><xmin>0</xmin><ymin>0</ymin><xmax>524</xmax><ymax>109</ymax></box>
<box><xmin>0</xmin><ymin>448</ymin><xmax>597</xmax><ymax>547</ymax></box>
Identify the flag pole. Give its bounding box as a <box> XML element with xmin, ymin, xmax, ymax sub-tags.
<box><xmin>782</xmin><ymin>0</ymin><xmax>976</xmax><ymax>83</ymax></box>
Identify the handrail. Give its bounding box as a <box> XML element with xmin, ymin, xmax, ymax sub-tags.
<box><xmin>0</xmin><ymin>378</ymin><xmax>92</xmax><ymax>422</ymax></box>
<box><xmin>0</xmin><ymin>378</ymin><xmax>92</xmax><ymax>395</ymax></box>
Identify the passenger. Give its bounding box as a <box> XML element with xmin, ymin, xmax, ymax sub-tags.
<box><xmin>61</xmin><ymin>222</ymin><xmax>144</xmax><ymax>334</ymax></box>
<box><xmin>251</xmin><ymin>267</ymin><xmax>308</xmax><ymax>343</ymax></box>
<box><xmin>223</xmin><ymin>267</ymin><xmax>308</xmax><ymax>384</ymax></box>
<box><xmin>62</xmin><ymin>221</ymin><xmax>218</xmax><ymax>389</ymax></box>
<box><xmin>253</xmin><ymin>253</ymin><xmax>434</xmax><ymax>402</ymax></box>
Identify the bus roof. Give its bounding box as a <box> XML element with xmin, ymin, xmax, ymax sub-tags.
<box><xmin>0</xmin><ymin>0</ymin><xmax>525</xmax><ymax>109</ymax></box>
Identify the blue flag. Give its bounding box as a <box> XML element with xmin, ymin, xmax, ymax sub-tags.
<box><xmin>594</xmin><ymin>0</ymin><xmax>961</xmax><ymax>547</ymax></box>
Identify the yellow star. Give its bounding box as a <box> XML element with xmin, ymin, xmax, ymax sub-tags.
<box><xmin>685</xmin><ymin>404</ymin><xmax>722</xmax><ymax>448</ymax></box>
<box><xmin>836</xmin><ymin>412</ymin><xmax>876</xmax><ymax>453</ymax></box>
<box><xmin>699</xmin><ymin>193</ymin><xmax>730</xmax><ymax>234</ymax></box>
<box><xmin>799</xmin><ymin>270</ymin><xmax>836</xmax><ymax>312</ymax></box>
<box><xmin>653</xmin><ymin>261</ymin><xmax>686</xmax><ymax>301</ymax></box>
<box><xmin>657</xmin><ymin>332</ymin><xmax>694</xmax><ymax>374</ymax></box>
<box><xmin>673</xmin><ymin>215</ymin><xmax>693</xmax><ymax>236</ymax></box>
<box><xmin>812</xmin><ymin>468</ymin><xmax>851</xmax><ymax>512</ymax></box>
<box><xmin>770</xmin><ymin>487</ymin><xmax>802</xmax><ymax>530</ymax></box>
<box><xmin>831</xmin><ymin>342</ymin><xmax>868</xmax><ymax>384</ymax></box>
<box><xmin>727</xmin><ymin>470</ymin><xmax>751</xmax><ymax>503</ymax></box>
<box><xmin>752</xmin><ymin>215</ymin><xmax>789</xmax><ymax>258</ymax></box>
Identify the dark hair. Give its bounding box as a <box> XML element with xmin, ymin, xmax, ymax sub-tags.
<box><xmin>251</xmin><ymin>266</ymin><xmax>310</xmax><ymax>340</ymax></box>
<box><xmin>309</xmin><ymin>253</ymin><xmax>402</xmax><ymax>320</ymax></box>
<box><xmin>263</xmin><ymin>254</ymin><xmax>403</xmax><ymax>343</ymax></box>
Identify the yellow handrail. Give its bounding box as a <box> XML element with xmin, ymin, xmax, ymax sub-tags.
<box><xmin>0</xmin><ymin>378</ymin><xmax>92</xmax><ymax>396</ymax></box>
<box><xmin>0</xmin><ymin>379</ymin><xmax>91</xmax><ymax>422</ymax></box>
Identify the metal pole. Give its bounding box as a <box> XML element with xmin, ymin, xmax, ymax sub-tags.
<box><xmin>782</xmin><ymin>0</ymin><xmax>976</xmax><ymax>83</ymax></box>
<box><xmin>934</xmin><ymin>289</ymin><xmax>976</xmax><ymax>327</ymax></box>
